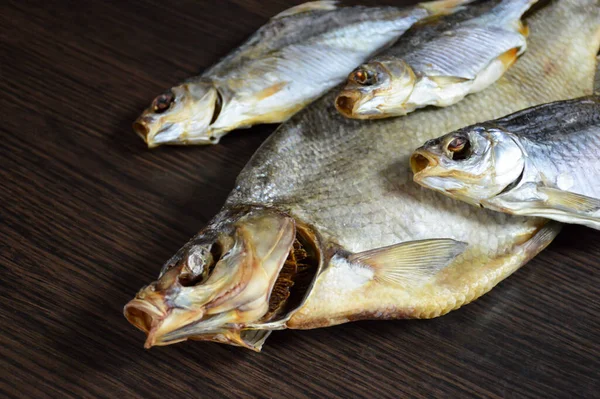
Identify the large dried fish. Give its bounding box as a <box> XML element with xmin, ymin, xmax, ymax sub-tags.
<box><xmin>412</xmin><ymin>96</ymin><xmax>600</xmax><ymax>229</ymax></box>
<box><xmin>335</xmin><ymin>0</ymin><xmax>537</xmax><ymax>119</ymax></box>
<box><xmin>133</xmin><ymin>0</ymin><xmax>469</xmax><ymax>148</ymax></box>
<box><xmin>125</xmin><ymin>0</ymin><xmax>600</xmax><ymax>351</ymax></box>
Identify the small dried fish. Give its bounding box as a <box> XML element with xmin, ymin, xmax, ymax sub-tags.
<box><xmin>412</xmin><ymin>96</ymin><xmax>600</xmax><ymax>229</ymax></box>
<box><xmin>133</xmin><ymin>0</ymin><xmax>469</xmax><ymax>147</ymax></box>
<box><xmin>335</xmin><ymin>0</ymin><xmax>536</xmax><ymax>119</ymax></box>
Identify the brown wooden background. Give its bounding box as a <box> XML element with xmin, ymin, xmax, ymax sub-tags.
<box><xmin>2</xmin><ymin>0</ymin><xmax>599</xmax><ymax>398</ymax></box>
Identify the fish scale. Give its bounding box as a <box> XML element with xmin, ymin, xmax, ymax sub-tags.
<box><xmin>406</xmin><ymin>26</ymin><xmax>524</xmax><ymax>78</ymax></box>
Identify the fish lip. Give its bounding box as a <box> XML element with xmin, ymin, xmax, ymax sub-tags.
<box><xmin>123</xmin><ymin>296</ymin><xmax>167</xmax><ymax>335</ymax></box>
<box><xmin>410</xmin><ymin>149</ymin><xmax>439</xmax><ymax>181</ymax></box>
<box><xmin>335</xmin><ymin>90</ymin><xmax>381</xmax><ymax>119</ymax></box>
<box><xmin>132</xmin><ymin>115</ymin><xmax>177</xmax><ymax>148</ymax></box>
<box><xmin>335</xmin><ymin>91</ymin><xmax>361</xmax><ymax>118</ymax></box>
<box><xmin>124</xmin><ymin>295</ymin><xmax>209</xmax><ymax>349</ymax></box>
<box><xmin>132</xmin><ymin>119</ymin><xmax>150</xmax><ymax>143</ymax></box>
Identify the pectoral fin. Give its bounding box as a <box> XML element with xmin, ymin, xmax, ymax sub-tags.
<box><xmin>237</xmin><ymin>329</ymin><xmax>272</xmax><ymax>352</ymax></box>
<box><xmin>273</xmin><ymin>1</ymin><xmax>338</xmax><ymax>19</ymax></box>
<box><xmin>428</xmin><ymin>75</ymin><xmax>471</xmax><ymax>86</ymax></box>
<box><xmin>255</xmin><ymin>82</ymin><xmax>288</xmax><ymax>100</ymax></box>
<box><xmin>485</xmin><ymin>184</ymin><xmax>600</xmax><ymax>229</ymax></box>
<box><xmin>539</xmin><ymin>187</ymin><xmax>600</xmax><ymax>214</ymax></box>
<box><xmin>498</xmin><ymin>47</ymin><xmax>520</xmax><ymax>69</ymax></box>
<box><xmin>349</xmin><ymin>239</ymin><xmax>467</xmax><ymax>285</ymax></box>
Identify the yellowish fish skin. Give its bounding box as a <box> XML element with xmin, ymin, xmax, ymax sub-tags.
<box><xmin>124</xmin><ymin>0</ymin><xmax>600</xmax><ymax>350</ymax></box>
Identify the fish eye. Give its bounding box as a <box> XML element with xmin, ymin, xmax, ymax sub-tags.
<box><xmin>178</xmin><ymin>242</ymin><xmax>223</xmax><ymax>287</ymax></box>
<box><xmin>152</xmin><ymin>91</ymin><xmax>175</xmax><ymax>113</ymax></box>
<box><xmin>352</xmin><ymin>69</ymin><xmax>376</xmax><ymax>86</ymax></box>
<box><xmin>447</xmin><ymin>136</ymin><xmax>471</xmax><ymax>161</ymax></box>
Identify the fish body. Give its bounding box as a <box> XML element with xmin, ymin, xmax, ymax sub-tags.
<box><xmin>125</xmin><ymin>0</ymin><xmax>600</xmax><ymax>350</ymax></box>
<box><xmin>133</xmin><ymin>0</ymin><xmax>470</xmax><ymax>148</ymax></box>
<box><xmin>335</xmin><ymin>0</ymin><xmax>537</xmax><ymax>119</ymax></box>
<box><xmin>412</xmin><ymin>96</ymin><xmax>600</xmax><ymax>229</ymax></box>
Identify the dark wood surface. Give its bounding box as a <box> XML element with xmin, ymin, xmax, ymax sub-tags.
<box><xmin>2</xmin><ymin>1</ymin><xmax>599</xmax><ymax>398</ymax></box>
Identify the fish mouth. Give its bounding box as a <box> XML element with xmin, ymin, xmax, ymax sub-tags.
<box><xmin>132</xmin><ymin>120</ymin><xmax>150</xmax><ymax>142</ymax></box>
<box><xmin>123</xmin><ymin>288</ymin><xmax>179</xmax><ymax>348</ymax></box>
<box><xmin>132</xmin><ymin>116</ymin><xmax>179</xmax><ymax>149</ymax></box>
<box><xmin>410</xmin><ymin>150</ymin><xmax>440</xmax><ymax>179</ymax></box>
<box><xmin>123</xmin><ymin>210</ymin><xmax>322</xmax><ymax>350</ymax></box>
<box><xmin>335</xmin><ymin>90</ymin><xmax>383</xmax><ymax>120</ymax></box>
<box><xmin>335</xmin><ymin>91</ymin><xmax>361</xmax><ymax>118</ymax></box>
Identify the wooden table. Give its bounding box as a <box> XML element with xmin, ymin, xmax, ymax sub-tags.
<box><xmin>2</xmin><ymin>1</ymin><xmax>599</xmax><ymax>397</ymax></box>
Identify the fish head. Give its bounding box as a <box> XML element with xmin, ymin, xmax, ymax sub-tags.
<box><xmin>133</xmin><ymin>79</ymin><xmax>222</xmax><ymax>148</ymax></box>
<box><xmin>335</xmin><ymin>58</ymin><xmax>416</xmax><ymax>119</ymax></box>
<box><xmin>124</xmin><ymin>209</ymin><xmax>301</xmax><ymax>351</ymax></box>
<box><xmin>410</xmin><ymin>126</ymin><xmax>525</xmax><ymax>205</ymax></box>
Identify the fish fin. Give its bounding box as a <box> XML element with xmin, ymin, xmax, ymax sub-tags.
<box><xmin>522</xmin><ymin>221</ymin><xmax>562</xmax><ymax>256</ymax></box>
<box><xmin>273</xmin><ymin>1</ymin><xmax>339</xmax><ymax>19</ymax></box>
<box><xmin>498</xmin><ymin>47</ymin><xmax>520</xmax><ymax>69</ymax></box>
<box><xmin>254</xmin><ymin>81</ymin><xmax>288</xmax><ymax>100</ymax></box>
<box><xmin>539</xmin><ymin>187</ymin><xmax>600</xmax><ymax>214</ymax></box>
<box><xmin>517</xmin><ymin>20</ymin><xmax>530</xmax><ymax>37</ymax></box>
<box><xmin>428</xmin><ymin>75</ymin><xmax>471</xmax><ymax>86</ymax></box>
<box><xmin>419</xmin><ymin>0</ymin><xmax>474</xmax><ymax>17</ymax></box>
<box><xmin>348</xmin><ymin>239</ymin><xmax>467</xmax><ymax>285</ymax></box>
<box><xmin>238</xmin><ymin>330</ymin><xmax>272</xmax><ymax>352</ymax></box>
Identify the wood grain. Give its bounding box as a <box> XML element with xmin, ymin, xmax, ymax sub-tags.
<box><xmin>1</xmin><ymin>1</ymin><xmax>599</xmax><ymax>398</ymax></box>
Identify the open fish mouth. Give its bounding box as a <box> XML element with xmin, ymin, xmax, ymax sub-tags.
<box><xmin>123</xmin><ymin>210</ymin><xmax>322</xmax><ymax>350</ymax></box>
<box><xmin>410</xmin><ymin>150</ymin><xmax>440</xmax><ymax>178</ymax></box>
<box><xmin>335</xmin><ymin>91</ymin><xmax>361</xmax><ymax>118</ymax></box>
<box><xmin>335</xmin><ymin>90</ymin><xmax>384</xmax><ymax>119</ymax></box>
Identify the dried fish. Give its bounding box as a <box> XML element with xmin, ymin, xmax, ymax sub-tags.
<box><xmin>125</xmin><ymin>0</ymin><xmax>600</xmax><ymax>350</ymax></box>
<box><xmin>335</xmin><ymin>0</ymin><xmax>537</xmax><ymax>119</ymax></box>
<box><xmin>412</xmin><ymin>96</ymin><xmax>600</xmax><ymax>229</ymax></box>
<box><xmin>133</xmin><ymin>0</ymin><xmax>470</xmax><ymax>147</ymax></box>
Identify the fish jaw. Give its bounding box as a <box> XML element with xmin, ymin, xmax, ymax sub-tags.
<box><xmin>123</xmin><ymin>208</ymin><xmax>297</xmax><ymax>349</ymax></box>
<box><xmin>411</xmin><ymin>147</ymin><xmax>501</xmax><ymax>207</ymax></box>
<box><xmin>133</xmin><ymin>80</ymin><xmax>221</xmax><ymax>148</ymax></box>
<box><xmin>410</xmin><ymin>148</ymin><xmax>471</xmax><ymax>199</ymax></box>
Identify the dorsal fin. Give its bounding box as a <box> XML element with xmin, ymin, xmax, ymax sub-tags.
<box><xmin>273</xmin><ymin>1</ymin><xmax>339</xmax><ymax>19</ymax></box>
<box><xmin>349</xmin><ymin>239</ymin><xmax>467</xmax><ymax>285</ymax></box>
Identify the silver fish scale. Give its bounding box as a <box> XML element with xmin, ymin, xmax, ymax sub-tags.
<box><xmin>404</xmin><ymin>26</ymin><xmax>525</xmax><ymax>79</ymax></box>
<box><xmin>493</xmin><ymin>96</ymin><xmax>600</xmax><ymax>198</ymax></box>
<box><xmin>522</xmin><ymin>124</ymin><xmax>600</xmax><ymax>199</ymax></box>
<box><xmin>226</xmin><ymin>0</ymin><xmax>599</xmax><ymax>258</ymax></box>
